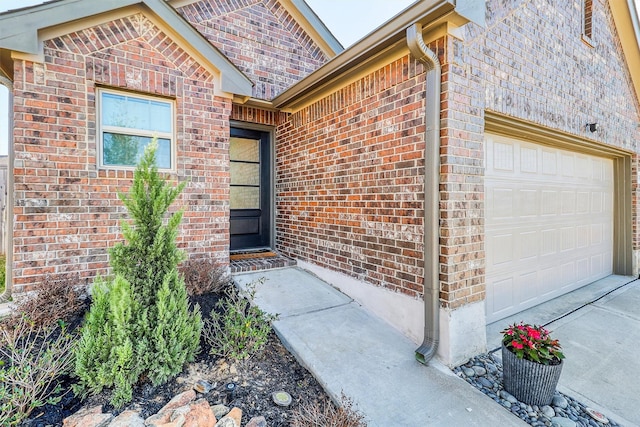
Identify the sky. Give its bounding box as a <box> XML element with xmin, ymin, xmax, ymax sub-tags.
<box><xmin>0</xmin><ymin>0</ymin><xmax>639</xmax><ymax>154</ymax></box>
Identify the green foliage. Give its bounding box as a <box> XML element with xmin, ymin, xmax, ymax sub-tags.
<box><xmin>204</xmin><ymin>280</ymin><xmax>277</xmax><ymax>361</ymax></box>
<box><xmin>74</xmin><ymin>141</ymin><xmax>201</xmax><ymax>408</ymax></box>
<box><xmin>73</xmin><ymin>276</ymin><xmax>139</xmax><ymax>408</ymax></box>
<box><xmin>0</xmin><ymin>318</ymin><xmax>75</xmax><ymax>426</ymax></box>
<box><xmin>110</xmin><ymin>140</ymin><xmax>186</xmax><ymax>309</ymax></box>
<box><xmin>502</xmin><ymin>322</ymin><xmax>565</xmax><ymax>365</ymax></box>
<box><xmin>148</xmin><ymin>269</ymin><xmax>201</xmax><ymax>385</ymax></box>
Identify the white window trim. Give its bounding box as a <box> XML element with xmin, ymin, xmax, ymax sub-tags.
<box><xmin>97</xmin><ymin>88</ymin><xmax>176</xmax><ymax>171</ymax></box>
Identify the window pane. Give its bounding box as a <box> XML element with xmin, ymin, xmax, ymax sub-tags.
<box><xmin>230</xmin><ymin>186</ymin><xmax>260</xmax><ymax>209</ymax></box>
<box><xmin>128</xmin><ymin>96</ymin><xmax>151</xmax><ymax>131</ymax></box>
<box><xmin>149</xmin><ymin>101</ymin><xmax>172</xmax><ymax>133</ymax></box>
<box><xmin>230</xmin><ymin>162</ymin><xmax>260</xmax><ymax>186</ymax></box>
<box><xmin>230</xmin><ymin>137</ymin><xmax>259</xmax><ymax>162</ymax></box>
<box><xmin>102</xmin><ymin>93</ymin><xmax>126</xmax><ymax>128</ymax></box>
<box><xmin>103</xmin><ymin>133</ymin><xmax>171</xmax><ymax>168</ymax></box>
<box><xmin>101</xmin><ymin>92</ymin><xmax>171</xmax><ymax>133</ymax></box>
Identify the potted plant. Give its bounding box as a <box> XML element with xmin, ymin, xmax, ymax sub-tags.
<box><xmin>501</xmin><ymin>322</ymin><xmax>565</xmax><ymax>406</ymax></box>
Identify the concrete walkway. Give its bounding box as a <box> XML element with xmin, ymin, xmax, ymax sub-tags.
<box><xmin>487</xmin><ymin>275</ymin><xmax>639</xmax><ymax>426</ymax></box>
<box><xmin>234</xmin><ymin>267</ymin><xmax>527</xmax><ymax>426</ymax></box>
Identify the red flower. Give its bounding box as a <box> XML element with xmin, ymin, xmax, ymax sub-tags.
<box><xmin>501</xmin><ymin>322</ymin><xmax>565</xmax><ymax>365</ymax></box>
<box><xmin>527</xmin><ymin>327</ymin><xmax>541</xmax><ymax>340</ymax></box>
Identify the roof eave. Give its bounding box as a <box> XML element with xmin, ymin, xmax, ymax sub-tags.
<box><xmin>0</xmin><ymin>0</ymin><xmax>253</xmax><ymax>97</ymax></box>
<box><xmin>290</xmin><ymin>0</ymin><xmax>344</xmax><ymax>55</ymax></box>
<box><xmin>273</xmin><ymin>0</ymin><xmax>483</xmax><ymax>110</ymax></box>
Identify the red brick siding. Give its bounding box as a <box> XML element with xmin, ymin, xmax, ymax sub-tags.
<box><xmin>11</xmin><ymin>13</ymin><xmax>231</xmax><ymax>292</ymax></box>
<box><xmin>437</xmin><ymin>0</ymin><xmax>640</xmax><ymax>308</ymax></box>
<box><xmin>276</xmin><ymin>53</ymin><xmax>430</xmax><ymax>298</ymax></box>
<box><xmin>177</xmin><ymin>0</ymin><xmax>330</xmax><ymax>100</ymax></box>
<box><xmin>437</xmin><ymin>34</ymin><xmax>486</xmax><ymax>309</ymax></box>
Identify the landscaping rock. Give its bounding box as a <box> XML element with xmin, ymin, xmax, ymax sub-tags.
<box><xmin>553</xmin><ymin>395</ymin><xmax>569</xmax><ymax>409</ymax></box>
<box><xmin>211</xmin><ymin>404</ymin><xmax>231</xmax><ymax>420</ymax></box>
<box><xmin>108</xmin><ymin>410</ymin><xmax>145</xmax><ymax>427</ymax></box>
<box><xmin>245</xmin><ymin>416</ymin><xmax>267</xmax><ymax>427</ymax></box>
<box><xmin>462</xmin><ymin>367</ymin><xmax>475</xmax><ymax>377</ymax></box>
<box><xmin>472</xmin><ymin>366</ymin><xmax>487</xmax><ymax>376</ymax></box>
<box><xmin>183</xmin><ymin>399</ymin><xmax>217</xmax><ymax>427</ymax></box>
<box><xmin>145</xmin><ymin>412</ymin><xmax>172</xmax><ymax>426</ymax></box>
<box><xmin>500</xmin><ymin>390</ymin><xmax>518</xmax><ymax>404</ymax></box>
<box><xmin>194</xmin><ymin>379</ymin><xmax>214</xmax><ymax>394</ymax></box>
<box><xmin>551</xmin><ymin>417</ymin><xmax>577</xmax><ymax>427</ymax></box>
<box><xmin>542</xmin><ymin>405</ymin><xmax>556</xmax><ymax>418</ymax></box>
<box><xmin>63</xmin><ymin>405</ymin><xmax>113</xmax><ymax>427</ymax></box>
<box><xmin>215</xmin><ymin>407</ymin><xmax>242</xmax><ymax>427</ymax></box>
<box><xmin>158</xmin><ymin>390</ymin><xmax>196</xmax><ymax>415</ymax></box>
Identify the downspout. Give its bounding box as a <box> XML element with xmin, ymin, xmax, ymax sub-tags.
<box><xmin>406</xmin><ymin>23</ymin><xmax>441</xmax><ymax>365</ymax></box>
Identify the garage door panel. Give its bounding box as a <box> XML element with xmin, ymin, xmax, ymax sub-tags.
<box><xmin>520</xmin><ymin>231</ymin><xmax>538</xmax><ymax>260</ymax></box>
<box><xmin>485</xmin><ymin>135</ymin><xmax>614</xmax><ymax>323</ymax></box>
<box><xmin>560</xmin><ymin>261</ymin><xmax>576</xmax><ymax>288</ymax></box>
<box><xmin>520</xmin><ymin>146</ymin><xmax>537</xmax><ymax>173</ymax></box>
<box><xmin>541</xmin><ymin>191</ymin><xmax>559</xmax><ymax>215</ymax></box>
<box><xmin>491</xmin><ymin>233</ymin><xmax>514</xmax><ymax>266</ymax></box>
<box><xmin>490</xmin><ymin>277</ymin><xmax>515</xmax><ymax>316</ymax></box>
<box><xmin>577</xmin><ymin>191</ymin><xmax>589</xmax><ymax>213</ymax></box>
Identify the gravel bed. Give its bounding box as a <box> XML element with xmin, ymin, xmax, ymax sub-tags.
<box><xmin>453</xmin><ymin>352</ymin><xmax>621</xmax><ymax>427</ymax></box>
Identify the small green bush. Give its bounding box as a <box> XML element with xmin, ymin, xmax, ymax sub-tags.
<box><xmin>73</xmin><ymin>276</ymin><xmax>138</xmax><ymax>408</ymax></box>
<box><xmin>203</xmin><ymin>280</ymin><xmax>277</xmax><ymax>361</ymax></box>
<box><xmin>0</xmin><ymin>318</ymin><xmax>76</xmax><ymax>426</ymax></box>
<box><xmin>74</xmin><ymin>141</ymin><xmax>201</xmax><ymax>408</ymax></box>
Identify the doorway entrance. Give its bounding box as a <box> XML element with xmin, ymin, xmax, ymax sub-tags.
<box><xmin>229</xmin><ymin>127</ymin><xmax>271</xmax><ymax>251</ymax></box>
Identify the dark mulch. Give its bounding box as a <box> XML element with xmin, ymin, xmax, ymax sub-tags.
<box><xmin>20</xmin><ymin>292</ymin><xmax>329</xmax><ymax>427</ymax></box>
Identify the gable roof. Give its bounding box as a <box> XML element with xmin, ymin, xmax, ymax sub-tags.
<box><xmin>0</xmin><ymin>0</ymin><xmax>254</xmax><ymax>96</ymax></box>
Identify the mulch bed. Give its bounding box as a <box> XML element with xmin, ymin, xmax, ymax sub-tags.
<box><xmin>19</xmin><ymin>292</ymin><xmax>330</xmax><ymax>427</ymax></box>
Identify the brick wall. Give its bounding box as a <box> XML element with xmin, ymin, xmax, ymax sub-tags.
<box><xmin>274</xmin><ymin>0</ymin><xmax>640</xmax><ymax>312</ymax></box>
<box><xmin>437</xmin><ymin>0</ymin><xmax>640</xmax><ymax>308</ymax></box>
<box><xmin>11</xmin><ymin>13</ymin><xmax>232</xmax><ymax>292</ymax></box>
<box><xmin>276</xmin><ymin>53</ymin><xmax>432</xmax><ymax>299</ymax></box>
<box><xmin>177</xmin><ymin>0</ymin><xmax>330</xmax><ymax>100</ymax></box>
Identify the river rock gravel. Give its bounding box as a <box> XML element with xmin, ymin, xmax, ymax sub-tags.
<box><xmin>453</xmin><ymin>352</ymin><xmax>621</xmax><ymax>427</ymax></box>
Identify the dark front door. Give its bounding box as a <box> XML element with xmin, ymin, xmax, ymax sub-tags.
<box><xmin>229</xmin><ymin>127</ymin><xmax>271</xmax><ymax>251</ymax></box>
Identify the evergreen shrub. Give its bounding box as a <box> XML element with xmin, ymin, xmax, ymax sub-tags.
<box><xmin>74</xmin><ymin>141</ymin><xmax>201</xmax><ymax>407</ymax></box>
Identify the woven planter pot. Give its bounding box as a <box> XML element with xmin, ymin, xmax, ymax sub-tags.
<box><xmin>501</xmin><ymin>343</ymin><xmax>563</xmax><ymax>406</ymax></box>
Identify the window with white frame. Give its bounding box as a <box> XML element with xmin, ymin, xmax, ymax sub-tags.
<box><xmin>98</xmin><ymin>89</ymin><xmax>174</xmax><ymax>169</ymax></box>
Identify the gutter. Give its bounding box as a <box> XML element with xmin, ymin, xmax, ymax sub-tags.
<box><xmin>273</xmin><ymin>0</ymin><xmax>457</xmax><ymax>110</ymax></box>
<box><xmin>406</xmin><ymin>23</ymin><xmax>441</xmax><ymax>365</ymax></box>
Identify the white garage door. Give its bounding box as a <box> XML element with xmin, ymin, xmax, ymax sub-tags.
<box><xmin>485</xmin><ymin>134</ymin><xmax>614</xmax><ymax>323</ymax></box>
